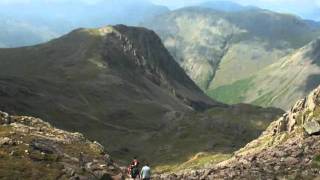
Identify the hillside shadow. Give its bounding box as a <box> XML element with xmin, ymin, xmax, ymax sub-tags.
<box><xmin>304</xmin><ymin>39</ymin><xmax>320</xmax><ymax>66</ymax></box>
<box><xmin>303</xmin><ymin>74</ymin><xmax>320</xmax><ymax>94</ymax></box>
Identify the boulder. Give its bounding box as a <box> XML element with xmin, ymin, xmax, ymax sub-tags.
<box><xmin>93</xmin><ymin>170</ymin><xmax>112</xmax><ymax>180</ymax></box>
<box><xmin>0</xmin><ymin>137</ymin><xmax>13</xmax><ymax>146</ymax></box>
<box><xmin>303</xmin><ymin>120</ymin><xmax>320</xmax><ymax>135</ymax></box>
<box><xmin>90</xmin><ymin>141</ymin><xmax>105</xmax><ymax>154</ymax></box>
<box><xmin>284</xmin><ymin>157</ymin><xmax>299</xmax><ymax>165</ymax></box>
<box><xmin>0</xmin><ymin>111</ymin><xmax>11</xmax><ymax>125</ymax></box>
<box><xmin>30</xmin><ymin>139</ymin><xmax>61</xmax><ymax>154</ymax></box>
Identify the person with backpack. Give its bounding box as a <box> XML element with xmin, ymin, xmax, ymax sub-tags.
<box><xmin>129</xmin><ymin>157</ymin><xmax>140</xmax><ymax>179</ymax></box>
<box><xmin>140</xmin><ymin>162</ymin><xmax>151</xmax><ymax>180</ymax></box>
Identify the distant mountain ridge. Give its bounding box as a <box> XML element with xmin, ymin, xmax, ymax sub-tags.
<box><xmin>142</xmin><ymin>6</ymin><xmax>320</xmax><ymax>106</ymax></box>
<box><xmin>197</xmin><ymin>1</ymin><xmax>256</xmax><ymax>12</ymax></box>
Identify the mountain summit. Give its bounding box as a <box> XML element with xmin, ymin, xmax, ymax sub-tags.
<box><xmin>0</xmin><ymin>24</ymin><xmax>218</xmax><ymax>161</ymax></box>
<box><xmin>0</xmin><ymin>25</ymin><xmax>283</xmax><ymax>166</ymax></box>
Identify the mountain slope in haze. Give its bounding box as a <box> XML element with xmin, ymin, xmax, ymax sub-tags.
<box><xmin>0</xmin><ymin>16</ymin><xmax>60</xmax><ymax>48</ymax></box>
<box><xmin>158</xmin><ymin>85</ymin><xmax>320</xmax><ymax>179</ymax></box>
<box><xmin>0</xmin><ymin>0</ymin><xmax>169</xmax><ymax>47</ymax></box>
<box><xmin>211</xmin><ymin>37</ymin><xmax>320</xmax><ymax>110</ymax></box>
<box><xmin>142</xmin><ymin>7</ymin><xmax>320</xmax><ymax>93</ymax></box>
<box><xmin>0</xmin><ymin>111</ymin><xmax>123</xmax><ymax>179</ymax></box>
<box><xmin>0</xmin><ymin>25</ymin><xmax>283</xmax><ymax>167</ymax></box>
<box><xmin>198</xmin><ymin>1</ymin><xmax>255</xmax><ymax>12</ymax></box>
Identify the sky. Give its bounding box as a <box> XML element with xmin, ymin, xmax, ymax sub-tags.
<box><xmin>0</xmin><ymin>0</ymin><xmax>319</xmax><ymax>20</ymax></box>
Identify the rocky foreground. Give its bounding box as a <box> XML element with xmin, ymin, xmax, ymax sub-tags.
<box><xmin>0</xmin><ymin>112</ymin><xmax>124</xmax><ymax>180</ymax></box>
<box><xmin>156</xmin><ymin>86</ymin><xmax>320</xmax><ymax>179</ymax></box>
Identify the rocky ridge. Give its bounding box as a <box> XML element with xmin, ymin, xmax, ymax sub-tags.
<box><xmin>0</xmin><ymin>111</ymin><xmax>123</xmax><ymax>180</ymax></box>
<box><xmin>156</xmin><ymin>85</ymin><xmax>320</xmax><ymax>179</ymax></box>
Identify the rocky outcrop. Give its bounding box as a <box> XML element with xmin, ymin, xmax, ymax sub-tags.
<box><xmin>304</xmin><ymin>120</ymin><xmax>320</xmax><ymax>135</ymax></box>
<box><xmin>156</xmin><ymin>85</ymin><xmax>320</xmax><ymax>179</ymax></box>
<box><xmin>0</xmin><ymin>111</ymin><xmax>124</xmax><ymax>180</ymax></box>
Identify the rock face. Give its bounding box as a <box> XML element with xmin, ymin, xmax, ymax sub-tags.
<box><xmin>0</xmin><ymin>111</ymin><xmax>124</xmax><ymax>179</ymax></box>
<box><xmin>156</xmin><ymin>85</ymin><xmax>320</xmax><ymax>179</ymax></box>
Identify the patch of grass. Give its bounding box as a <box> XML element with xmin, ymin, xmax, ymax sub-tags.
<box><xmin>313</xmin><ymin>107</ymin><xmax>320</xmax><ymax>118</ymax></box>
<box><xmin>312</xmin><ymin>155</ymin><xmax>320</xmax><ymax>168</ymax></box>
<box><xmin>0</xmin><ymin>153</ymin><xmax>63</xmax><ymax>180</ymax></box>
<box><xmin>62</xmin><ymin>142</ymin><xmax>102</xmax><ymax>159</ymax></box>
<box><xmin>207</xmin><ymin>77</ymin><xmax>253</xmax><ymax>104</ymax></box>
<box><xmin>154</xmin><ymin>152</ymin><xmax>231</xmax><ymax>174</ymax></box>
<box><xmin>0</xmin><ymin>126</ymin><xmax>12</xmax><ymax>136</ymax></box>
<box><xmin>252</xmin><ymin>92</ymin><xmax>274</xmax><ymax>107</ymax></box>
<box><xmin>176</xmin><ymin>152</ymin><xmax>231</xmax><ymax>170</ymax></box>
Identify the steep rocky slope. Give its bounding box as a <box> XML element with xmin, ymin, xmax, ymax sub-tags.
<box><xmin>0</xmin><ymin>25</ymin><xmax>283</xmax><ymax>167</ymax></box>
<box><xmin>212</xmin><ymin>37</ymin><xmax>320</xmax><ymax>110</ymax></box>
<box><xmin>143</xmin><ymin>7</ymin><xmax>320</xmax><ymax>93</ymax></box>
<box><xmin>0</xmin><ymin>111</ymin><xmax>123</xmax><ymax>179</ymax></box>
<box><xmin>158</xmin><ymin>85</ymin><xmax>320</xmax><ymax>179</ymax></box>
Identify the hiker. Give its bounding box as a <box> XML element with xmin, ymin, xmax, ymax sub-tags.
<box><xmin>129</xmin><ymin>157</ymin><xmax>140</xmax><ymax>179</ymax></box>
<box><xmin>140</xmin><ymin>162</ymin><xmax>151</xmax><ymax>180</ymax></box>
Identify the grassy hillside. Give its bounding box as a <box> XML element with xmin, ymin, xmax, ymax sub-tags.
<box><xmin>207</xmin><ymin>77</ymin><xmax>254</xmax><ymax>104</ymax></box>
<box><xmin>207</xmin><ymin>38</ymin><xmax>320</xmax><ymax>110</ymax></box>
<box><xmin>145</xmin><ymin>104</ymin><xmax>283</xmax><ymax>172</ymax></box>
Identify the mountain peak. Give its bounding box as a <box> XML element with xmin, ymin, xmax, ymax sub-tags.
<box><xmin>0</xmin><ymin>25</ymin><xmax>220</xmax><ymax>166</ymax></box>
<box><xmin>76</xmin><ymin>24</ymin><xmax>153</xmax><ymax>37</ymax></box>
<box><xmin>197</xmin><ymin>1</ymin><xmax>254</xmax><ymax>12</ymax></box>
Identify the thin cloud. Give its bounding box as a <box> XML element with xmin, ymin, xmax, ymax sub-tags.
<box><xmin>151</xmin><ymin>0</ymin><xmax>320</xmax><ymax>20</ymax></box>
<box><xmin>1</xmin><ymin>0</ymin><xmax>319</xmax><ymax>20</ymax></box>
